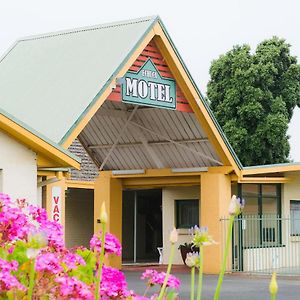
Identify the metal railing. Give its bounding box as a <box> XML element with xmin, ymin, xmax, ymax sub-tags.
<box><xmin>220</xmin><ymin>215</ymin><xmax>300</xmax><ymax>275</ymax></box>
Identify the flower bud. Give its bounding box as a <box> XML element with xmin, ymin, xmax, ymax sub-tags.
<box><xmin>185</xmin><ymin>252</ymin><xmax>199</xmax><ymax>268</ymax></box>
<box><xmin>228</xmin><ymin>195</ymin><xmax>238</xmax><ymax>216</ymax></box>
<box><xmin>100</xmin><ymin>202</ymin><xmax>108</xmax><ymax>224</ymax></box>
<box><xmin>26</xmin><ymin>248</ymin><xmax>40</xmax><ymax>259</ymax></box>
<box><xmin>228</xmin><ymin>195</ymin><xmax>245</xmax><ymax>216</ymax></box>
<box><xmin>269</xmin><ymin>272</ymin><xmax>278</xmax><ymax>295</ymax></box>
<box><xmin>28</xmin><ymin>230</ymin><xmax>48</xmax><ymax>249</ymax></box>
<box><xmin>169</xmin><ymin>227</ymin><xmax>178</xmax><ymax>244</ymax></box>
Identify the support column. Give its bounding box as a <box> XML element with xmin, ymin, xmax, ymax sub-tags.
<box><xmin>200</xmin><ymin>172</ymin><xmax>231</xmax><ymax>274</ymax></box>
<box><xmin>94</xmin><ymin>171</ymin><xmax>122</xmax><ymax>269</ymax></box>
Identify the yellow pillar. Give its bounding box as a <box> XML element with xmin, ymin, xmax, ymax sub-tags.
<box><xmin>200</xmin><ymin>172</ymin><xmax>231</xmax><ymax>274</ymax></box>
<box><xmin>45</xmin><ymin>174</ymin><xmax>66</xmax><ymax>236</ymax></box>
<box><xmin>94</xmin><ymin>171</ymin><xmax>122</xmax><ymax>269</ymax></box>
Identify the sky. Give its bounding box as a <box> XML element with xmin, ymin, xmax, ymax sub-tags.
<box><xmin>0</xmin><ymin>0</ymin><xmax>299</xmax><ymax>161</ymax></box>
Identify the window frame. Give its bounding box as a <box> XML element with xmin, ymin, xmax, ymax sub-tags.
<box><xmin>290</xmin><ymin>200</ymin><xmax>300</xmax><ymax>236</ymax></box>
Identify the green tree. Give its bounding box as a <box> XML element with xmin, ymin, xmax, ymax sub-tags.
<box><xmin>207</xmin><ymin>37</ymin><xmax>300</xmax><ymax>166</ymax></box>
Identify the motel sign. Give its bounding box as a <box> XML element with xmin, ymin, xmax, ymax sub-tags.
<box><xmin>122</xmin><ymin>59</ymin><xmax>176</xmax><ymax>109</ymax></box>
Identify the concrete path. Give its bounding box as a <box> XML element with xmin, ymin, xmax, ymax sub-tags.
<box><xmin>124</xmin><ymin>270</ymin><xmax>300</xmax><ymax>299</ymax></box>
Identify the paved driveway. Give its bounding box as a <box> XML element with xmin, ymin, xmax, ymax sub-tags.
<box><xmin>125</xmin><ymin>271</ymin><xmax>300</xmax><ymax>299</ymax></box>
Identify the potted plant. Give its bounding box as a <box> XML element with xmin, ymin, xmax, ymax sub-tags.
<box><xmin>178</xmin><ymin>243</ymin><xmax>200</xmax><ymax>265</ymax></box>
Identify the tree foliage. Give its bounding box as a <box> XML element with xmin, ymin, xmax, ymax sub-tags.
<box><xmin>207</xmin><ymin>37</ymin><xmax>300</xmax><ymax>166</ymax></box>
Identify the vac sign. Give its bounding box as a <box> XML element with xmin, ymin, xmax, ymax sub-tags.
<box><xmin>122</xmin><ymin>59</ymin><xmax>176</xmax><ymax>109</ymax></box>
<box><xmin>51</xmin><ymin>186</ymin><xmax>62</xmax><ymax>223</ymax></box>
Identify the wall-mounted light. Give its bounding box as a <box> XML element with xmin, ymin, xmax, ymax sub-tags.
<box><xmin>171</xmin><ymin>167</ymin><xmax>208</xmax><ymax>173</ymax></box>
<box><xmin>112</xmin><ymin>169</ymin><xmax>145</xmax><ymax>175</ymax></box>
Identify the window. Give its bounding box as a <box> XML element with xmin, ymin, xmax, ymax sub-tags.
<box><xmin>241</xmin><ymin>184</ymin><xmax>281</xmax><ymax>216</ymax></box>
<box><xmin>290</xmin><ymin>200</ymin><xmax>300</xmax><ymax>236</ymax></box>
<box><xmin>175</xmin><ymin>200</ymin><xmax>199</xmax><ymax>229</ymax></box>
<box><xmin>240</xmin><ymin>184</ymin><xmax>282</xmax><ymax>247</ymax></box>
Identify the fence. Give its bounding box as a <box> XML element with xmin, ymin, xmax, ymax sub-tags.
<box><xmin>220</xmin><ymin>215</ymin><xmax>300</xmax><ymax>275</ymax></box>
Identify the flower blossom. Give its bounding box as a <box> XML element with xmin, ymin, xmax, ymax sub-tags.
<box><xmin>35</xmin><ymin>252</ymin><xmax>63</xmax><ymax>274</ymax></box>
<box><xmin>90</xmin><ymin>232</ymin><xmax>122</xmax><ymax>256</ymax></box>
<box><xmin>228</xmin><ymin>195</ymin><xmax>245</xmax><ymax>216</ymax></box>
<box><xmin>0</xmin><ymin>193</ymin><xmax>32</xmax><ymax>244</ymax></box>
<box><xmin>100</xmin><ymin>266</ymin><xmax>131</xmax><ymax>299</ymax></box>
<box><xmin>169</xmin><ymin>228</ymin><xmax>178</xmax><ymax>244</ymax></box>
<box><xmin>63</xmin><ymin>252</ymin><xmax>86</xmax><ymax>270</ymax></box>
<box><xmin>141</xmin><ymin>269</ymin><xmax>180</xmax><ymax>290</ymax></box>
<box><xmin>42</xmin><ymin>219</ymin><xmax>64</xmax><ymax>249</ymax></box>
<box><xmin>28</xmin><ymin>205</ymin><xmax>48</xmax><ymax>224</ymax></box>
<box><xmin>185</xmin><ymin>252</ymin><xmax>200</xmax><ymax>268</ymax></box>
<box><xmin>54</xmin><ymin>276</ymin><xmax>93</xmax><ymax>300</ymax></box>
<box><xmin>0</xmin><ymin>271</ymin><xmax>27</xmax><ymax>292</ymax></box>
<box><xmin>191</xmin><ymin>226</ymin><xmax>216</xmax><ymax>247</ymax></box>
<box><xmin>0</xmin><ymin>258</ymin><xmax>26</xmax><ymax>292</ymax></box>
<box><xmin>0</xmin><ymin>258</ymin><xmax>18</xmax><ymax>272</ymax></box>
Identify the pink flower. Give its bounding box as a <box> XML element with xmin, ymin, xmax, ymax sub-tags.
<box><xmin>141</xmin><ymin>269</ymin><xmax>180</xmax><ymax>290</ymax></box>
<box><xmin>0</xmin><ymin>258</ymin><xmax>18</xmax><ymax>272</ymax></box>
<box><xmin>42</xmin><ymin>219</ymin><xmax>64</xmax><ymax>249</ymax></box>
<box><xmin>0</xmin><ymin>271</ymin><xmax>26</xmax><ymax>292</ymax></box>
<box><xmin>54</xmin><ymin>276</ymin><xmax>93</xmax><ymax>299</ymax></box>
<box><xmin>0</xmin><ymin>258</ymin><xmax>25</xmax><ymax>292</ymax></box>
<box><xmin>35</xmin><ymin>252</ymin><xmax>63</xmax><ymax>274</ymax></box>
<box><xmin>63</xmin><ymin>252</ymin><xmax>86</xmax><ymax>270</ymax></box>
<box><xmin>90</xmin><ymin>232</ymin><xmax>122</xmax><ymax>256</ymax></box>
<box><xmin>99</xmin><ymin>266</ymin><xmax>131</xmax><ymax>299</ymax></box>
<box><xmin>28</xmin><ymin>205</ymin><xmax>48</xmax><ymax>224</ymax></box>
<box><xmin>0</xmin><ymin>194</ymin><xmax>32</xmax><ymax>244</ymax></box>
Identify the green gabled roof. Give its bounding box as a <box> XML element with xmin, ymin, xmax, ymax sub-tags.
<box><xmin>0</xmin><ymin>15</ymin><xmax>245</xmax><ymax>172</ymax></box>
<box><xmin>243</xmin><ymin>162</ymin><xmax>300</xmax><ymax>170</ymax></box>
<box><xmin>0</xmin><ymin>16</ymin><xmax>158</xmax><ymax>145</ymax></box>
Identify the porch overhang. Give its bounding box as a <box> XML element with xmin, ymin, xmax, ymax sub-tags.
<box><xmin>78</xmin><ymin>100</ymin><xmax>224</xmax><ymax>172</ymax></box>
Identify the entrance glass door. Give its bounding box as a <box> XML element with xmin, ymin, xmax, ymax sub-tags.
<box><xmin>122</xmin><ymin>189</ymin><xmax>162</xmax><ymax>263</ymax></box>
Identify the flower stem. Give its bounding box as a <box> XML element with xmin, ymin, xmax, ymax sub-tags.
<box><xmin>27</xmin><ymin>258</ymin><xmax>36</xmax><ymax>300</ymax></box>
<box><xmin>157</xmin><ymin>243</ymin><xmax>175</xmax><ymax>300</ymax></box>
<box><xmin>95</xmin><ymin>223</ymin><xmax>106</xmax><ymax>300</ymax></box>
<box><xmin>190</xmin><ymin>266</ymin><xmax>195</xmax><ymax>300</ymax></box>
<box><xmin>271</xmin><ymin>294</ymin><xmax>276</xmax><ymax>300</ymax></box>
<box><xmin>214</xmin><ymin>215</ymin><xmax>234</xmax><ymax>300</ymax></box>
<box><xmin>197</xmin><ymin>245</ymin><xmax>204</xmax><ymax>300</ymax></box>
<box><xmin>143</xmin><ymin>284</ymin><xmax>151</xmax><ymax>297</ymax></box>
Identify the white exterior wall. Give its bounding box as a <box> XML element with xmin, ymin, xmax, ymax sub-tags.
<box><xmin>0</xmin><ymin>131</ymin><xmax>37</xmax><ymax>204</ymax></box>
<box><xmin>162</xmin><ymin>186</ymin><xmax>200</xmax><ymax>265</ymax></box>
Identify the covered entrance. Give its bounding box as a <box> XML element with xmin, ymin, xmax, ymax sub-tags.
<box><xmin>122</xmin><ymin>189</ymin><xmax>162</xmax><ymax>263</ymax></box>
<box><xmin>59</xmin><ymin>17</ymin><xmax>238</xmax><ymax>271</ymax></box>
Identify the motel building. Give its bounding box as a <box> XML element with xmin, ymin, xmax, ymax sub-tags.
<box><xmin>1</xmin><ymin>16</ymin><xmax>300</xmax><ymax>275</ymax></box>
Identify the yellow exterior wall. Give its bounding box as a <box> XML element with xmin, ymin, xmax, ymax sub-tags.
<box><xmin>94</xmin><ymin>172</ymin><xmax>122</xmax><ymax>269</ymax></box>
<box><xmin>200</xmin><ymin>173</ymin><xmax>231</xmax><ymax>274</ymax></box>
<box><xmin>162</xmin><ymin>186</ymin><xmax>200</xmax><ymax>265</ymax></box>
